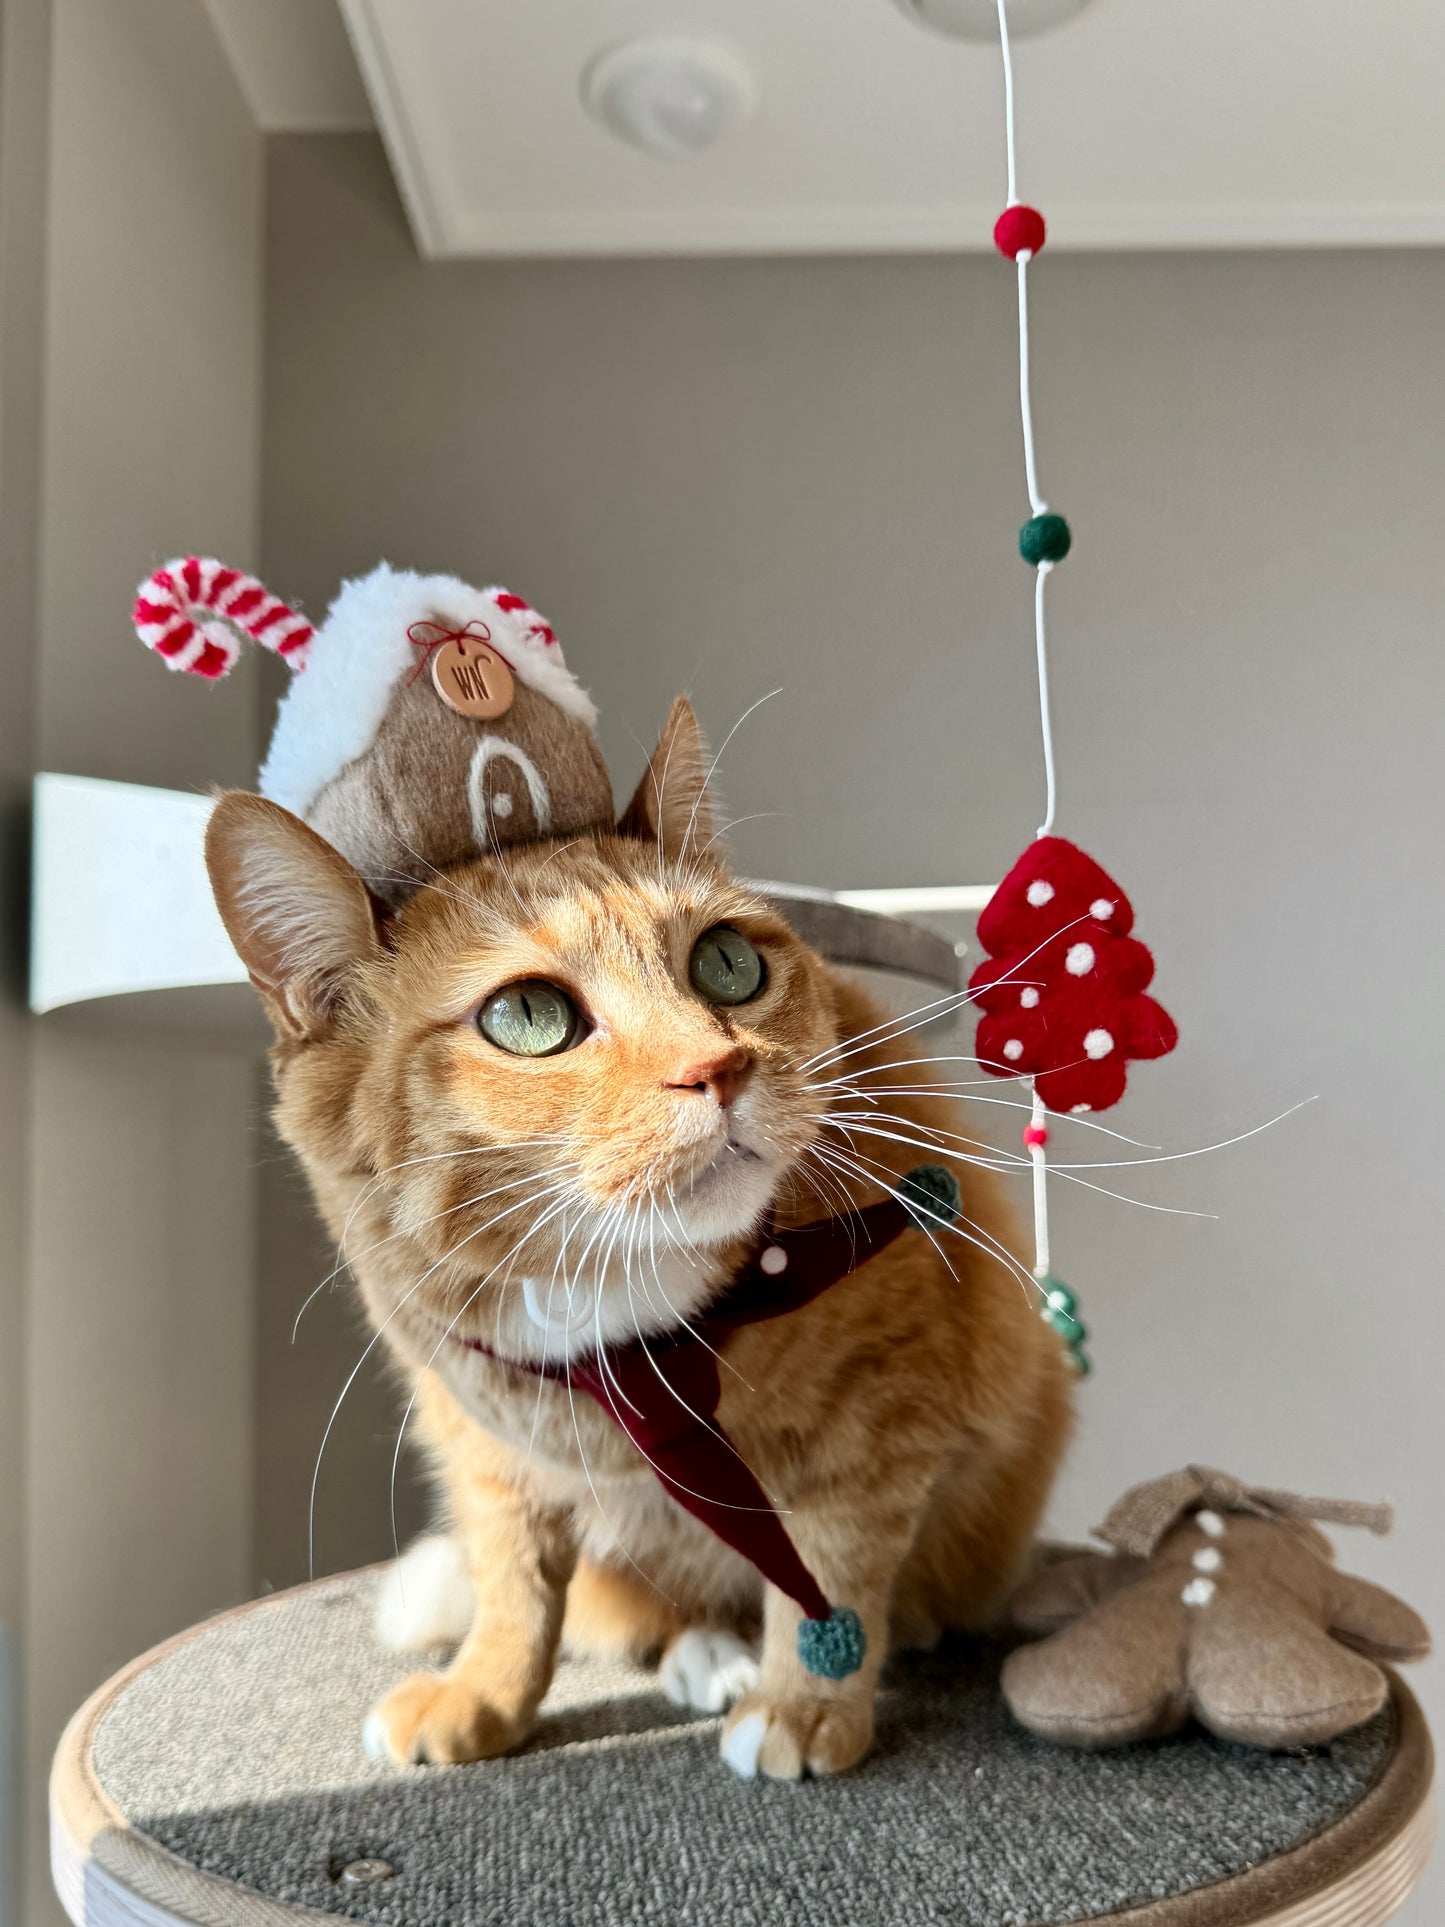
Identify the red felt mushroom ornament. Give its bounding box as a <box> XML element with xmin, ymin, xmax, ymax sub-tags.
<box><xmin>970</xmin><ymin>1</ymin><xmax>1178</xmax><ymax>1373</ymax></box>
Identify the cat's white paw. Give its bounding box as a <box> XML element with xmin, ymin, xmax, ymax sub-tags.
<box><xmin>374</xmin><ymin>1534</ymin><xmax>474</xmax><ymax>1652</ymax></box>
<box><xmin>660</xmin><ymin>1629</ymin><xmax>760</xmax><ymax>1714</ymax></box>
<box><xmin>718</xmin><ymin>1708</ymin><xmax>768</xmax><ymax>1779</ymax></box>
<box><xmin>719</xmin><ymin>1691</ymin><xmax>875</xmax><ymax>1781</ymax></box>
<box><xmin>361</xmin><ymin>1712</ymin><xmax>395</xmax><ymax>1763</ymax></box>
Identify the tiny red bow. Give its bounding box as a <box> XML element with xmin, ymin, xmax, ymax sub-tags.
<box><xmin>406</xmin><ymin>617</ymin><xmax>494</xmax><ymax>685</ymax></box>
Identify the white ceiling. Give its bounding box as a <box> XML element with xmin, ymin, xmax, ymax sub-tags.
<box><xmin>234</xmin><ymin>1</ymin><xmax>1445</xmax><ymax>258</ymax></box>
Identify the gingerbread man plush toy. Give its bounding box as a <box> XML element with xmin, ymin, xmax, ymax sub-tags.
<box><xmin>1003</xmin><ymin>1466</ymin><xmax>1431</xmax><ymax>1750</ymax></box>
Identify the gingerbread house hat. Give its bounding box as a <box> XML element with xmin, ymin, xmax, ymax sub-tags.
<box><xmin>133</xmin><ymin>557</ymin><xmax>614</xmax><ymax>902</ymax></box>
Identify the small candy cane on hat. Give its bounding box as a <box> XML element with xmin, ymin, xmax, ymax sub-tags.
<box><xmin>489</xmin><ymin>590</ymin><xmax>559</xmax><ymax>652</ymax></box>
<box><xmin>132</xmin><ymin>556</ymin><xmax>314</xmax><ymax>679</ymax></box>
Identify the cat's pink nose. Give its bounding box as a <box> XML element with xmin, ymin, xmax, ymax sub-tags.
<box><xmin>666</xmin><ymin>1046</ymin><xmax>754</xmax><ymax>1110</ymax></box>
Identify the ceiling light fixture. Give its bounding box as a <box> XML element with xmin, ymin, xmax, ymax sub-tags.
<box><xmin>895</xmin><ymin>0</ymin><xmax>1095</xmax><ymax>40</ymax></box>
<box><xmin>581</xmin><ymin>37</ymin><xmax>755</xmax><ymax>159</ymax></box>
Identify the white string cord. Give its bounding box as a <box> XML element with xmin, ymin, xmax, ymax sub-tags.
<box><xmin>1027</xmin><ymin>1081</ymin><xmax>1051</xmax><ymax>1279</ymax></box>
<box><xmin>997</xmin><ymin>0</ymin><xmax>1060</xmax><ymax>1293</ymax></box>
<box><xmin>995</xmin><ymin>0</ymin><xmax>1058</xmax><ymax>848</ymax></box>
<box><xmin>1034</xmin><ymin>562</ymin><xmax>1057</xmax><ymax>838</ymax></box>
<box><xmin>997</xmin><ymin>0</ymin><xmax>1019</xmax><ymax>206</ymax></box>
<box><xmin>1016</xmin><ymin>253</ymin><xmax>1046</xmax><ymax>516</ymax></box>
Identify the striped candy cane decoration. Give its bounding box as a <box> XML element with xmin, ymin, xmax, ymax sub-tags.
<box><xmin>132</xmin><ymin>556</ymin><xmax>314</xmax><ymax>679</ymax></box>
<box><xmin>489</xmin><ymin>590</ymin><xmax>560</xmax><ymax>653</ymax></box>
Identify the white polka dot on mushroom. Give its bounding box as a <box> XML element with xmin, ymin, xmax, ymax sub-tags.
<box><xmin>1020</xmin><ymin>987</ymin><xmax>1040</xmax><ymax>1008</ymax></box>
<box><xmin>1083</xmin><ymin>1028</ymin><xmax>1114</xmax><ymax>1060</ymax></box>
<box><xmin>1026</xmin><ymin>880</ymin><xmax>1055</xmax><ymax>907</ymax></box>
<box><xmin>1003</xmin><ymin>1040</ymin><xmax>1024</xmax><ymax>1062</ymax></box>
<box><xmin>1065</xmin><ymin>942</ymin><xmax>1095</xmax><ymax>976</ymax></box>
<box><xmin>1090</xmin><ymin>898</ymin><xmax>1114</xmax><ymax>920</ymax></box>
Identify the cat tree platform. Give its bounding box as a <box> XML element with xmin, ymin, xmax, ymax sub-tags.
<box><xmin>52</xmin><ymin>1569</ymin><xmax>1433</xmax><ymax>1927</ymax></box>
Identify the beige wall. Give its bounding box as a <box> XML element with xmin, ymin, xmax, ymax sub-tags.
<box><xmin>263</xmin><ymin>133</ymin><xmax>1443</xmax><ymax>1916</ymax></box>
<box><xmin>0</xmin><ymin>1</ymin><xmax>51</xmax><ymax>1914</ymax></box>
<box><xmin>17</xmin><ymin>4</ymin><xmax>265</xmax><ymax>1922</ymax></box>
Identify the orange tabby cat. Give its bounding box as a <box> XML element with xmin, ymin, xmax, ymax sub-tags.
<box><xmin>207</xmin><ymin>698</ymin><xmax>1072</xmax><ymax>1781</ymax></box>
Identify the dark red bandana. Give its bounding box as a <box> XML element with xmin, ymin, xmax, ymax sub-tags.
<box><xmin>452</xmin><ymin>1166</ymin><xmax>959</xmax><ymax>1678</ymax></box>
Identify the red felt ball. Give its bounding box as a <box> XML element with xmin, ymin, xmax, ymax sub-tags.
<box><xmin>994</xmin><ymin>204</ymin><xmax>1047</xmax><ymax>260</ymax></box>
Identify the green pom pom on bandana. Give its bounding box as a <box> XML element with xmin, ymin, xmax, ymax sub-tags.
<box><xmin>797</xmin><ymin>1607</ymin><xmax>867</xmax><ymax>1680</ymax></box>
<box><xmin>1020</xmin><ymin>512</ymin><xmax>1072</xmax><ymax>566</ymax></box>
<box><xmin>899</xmin><ymin>1164</ymin><xmax>961</xmax><ymax>1231</ymax></box>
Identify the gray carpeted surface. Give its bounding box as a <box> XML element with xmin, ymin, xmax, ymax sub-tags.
<box><xmin>93</xmin><ymin>1571</ymin><xmax>1392</xmax><ymax>1927</ymax></box>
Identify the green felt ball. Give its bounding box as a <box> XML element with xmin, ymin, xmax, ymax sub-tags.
<box><xmin>797</xmin><ymin>1607</ymin><xmax>867</xmax><ymax>1681</ymax></box>
<box><xmin>1037</xmin><ymin>1272</ymin><xmax>1092</xmax><ymax>1374</ymax></box>
<box><xmin>899</xmin><ymin>1164</ymin><xmax>961</xmax><ymax>1230</ymax></box>
<box><xmin>1020</xmin><ymin>512</ymin><xmax>1072</xmax><ymax>566</ymax></box>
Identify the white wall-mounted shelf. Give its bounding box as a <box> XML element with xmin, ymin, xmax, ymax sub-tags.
<box><xmin>29</xmin><ymin>775</ymin><xmax>261</xmax><ymax>1043</ymax></box>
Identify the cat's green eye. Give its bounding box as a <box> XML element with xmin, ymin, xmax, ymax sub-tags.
<box><xmin>477</xmin><ymin>980</ymin><xmax>579</xmax><ymax>1057</ymax></box>
<box><xmin>689</xmin><ymin>925</ymin><xmax>765</xmax><ymax>1007</ymax></box>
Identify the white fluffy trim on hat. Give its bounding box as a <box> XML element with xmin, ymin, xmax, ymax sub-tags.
<box><xmin>259</xmin><ymin>564</ymin><xmax>598</xmax><ymax>818</ymax></box>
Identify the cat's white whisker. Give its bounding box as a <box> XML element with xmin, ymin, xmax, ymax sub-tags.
<box><xmin>389</xmin><ymin>1185</ymin><xmax>581</xmax><ymax>1565</ymax></box>
<box><xmin>1000</xmin><ymin>1101</ymin><xmax>1314</xmax><ymax>1172</ymax></box>
<box><xmin>814</xmin><ymin>1080</ymin><xmax>1164</xmax><ymax>1146</ymax></box>
<box><xmin>809</xmin><ymin>1054</ymin><xmax>998</xmax><ymax>1087</ymax></box>
<box><xmin>527</xmin><ymin>1209</ymin><xmax>581</xmax><ymax>1457</ymax></box>
<box><xmin>354</xmin><ymin>1163</ymin><xmax>578</xmax><ymax>1284</ymax></box>
<box><xmin>677</xmin><ymin>688</ymin><xmax>782</xmax><ymax>873</ymax></box>
<box><xmin>800</xmin><ymin>912</ymin><xmax>1102</xmax><ymax>1080</ymax></box>
<box><xmin>822</xmin><ymin>1113</ymin><xmax>1218</xmax><ymax>1220</ymax></box>
<box><xmin>562</xmin><ymin>1329</ymin><xmax>675</xmax><ymax>1607</ymax></box>
<box><xmin>824</xmin><ymin>1105</ymin><xmax>1009</xmax><ymax>1163</ymax></box>
<box><xmin>809</xmin><ymin>1140</ymin><xmax>967</xmax><ymax>1279</ymax></box>
<box><xmin>797</xmin><ymin>985</ymin><xmax>981</xmax><ymax>1075</ymax></box>
<box><xmin>808</xmin><ymin>1138</ymin><xmax>960</xmax><ymax>1285</ymax></box>
<box><xmin>588</xmin><ymin>1210</ymin><xmax>650</xmax><ymax>1425</ymax></box>
<box><xmin>314</xmin><ymin>1172</ymin><xmax>582</xmax><ymax>1574</ymax></box>
<box><xmin>294</xmin><ymin>1141</ymin><xmax>576</xmax><ymax>1340</ymax></box>
<box><xmin>811</xmin><ymin>1136</ymin><xmax>1038</xmax><ymax>1305</ymax></box>
<box><xmin>695</xmin><ymin>810</ymin><xmax>787</xmax><ymax>861</ymax></box>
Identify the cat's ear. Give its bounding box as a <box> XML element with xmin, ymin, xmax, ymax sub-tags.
<box><xmin>618</xmin><ymin>696</ymin><xmax>716</xmax><ymax>860</ymax></box>
<box><xmin>205</xmin><ymin>791</ymin><xmax>386</xmax><ymax>1039</ymax></box>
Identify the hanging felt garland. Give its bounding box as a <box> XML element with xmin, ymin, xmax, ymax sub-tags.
<box><xmin>972</xmin><ymin>0</ymin><xmax>1179</xmax><ymax>1375</ymax></box>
